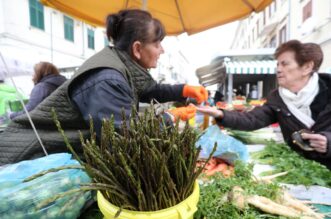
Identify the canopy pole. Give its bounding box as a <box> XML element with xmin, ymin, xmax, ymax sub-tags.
<box><xmin>227</xmin><ymin>73</ymin><xmax>233</xmax><ymax>103</ymax></box>
<box><xmin>0</xmin><ymin>52</ymin><xmax>48</xmax><ymax>156</ymax></box>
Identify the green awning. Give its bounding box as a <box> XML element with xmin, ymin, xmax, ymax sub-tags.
<box><xmin>225</xmin><ymin>60</ymin><xmax>277</xmax><ymax>74</ymax></box>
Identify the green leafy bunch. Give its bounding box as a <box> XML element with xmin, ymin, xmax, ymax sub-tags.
<box><xmin>251</xmin><ymin>141</ymin><xmax>331</xmax><ymax>187</ymax></box>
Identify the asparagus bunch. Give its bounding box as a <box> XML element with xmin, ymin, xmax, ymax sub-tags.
<box><xmin>52</xmin><ymin>106</ymin><xmax>216</xmax><ymax>211</ymax></box>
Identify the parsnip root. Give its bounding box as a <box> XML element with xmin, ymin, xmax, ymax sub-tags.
<box><xmin>228</xmin><ymin>186</ymin><xmax>324</xmax><ymax>219</ymax></box>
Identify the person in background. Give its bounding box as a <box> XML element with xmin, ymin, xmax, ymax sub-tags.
<box><xmin>0</xmin><ymin>9</ymin><xmax>207</xmax><ymax>165</ymax></box>
<box><xmin>236</xmin><ymin>85</ymin><xmax>244</xmax><ymax>96</ymax></box>
<box><xmin>249</xmin><ymin>84</ymin><xmax>258</xmax><ymax>99</ymax></box>
<box><xmin>214</xmin><ymin>90</ymin><xmax>224</xmax><ymax>103</ymax></box>
<box><xmin>10</xmin><ymin>62</ymin><xmax>66</xmax><ymax>119</ymax></box>
<box><xmin>206</xmin><ymin>90</ymin><xmax>215</xmax><ymax>106</ymax></box>
<box><xmin>197</xmin><ymin>40</ymin><xmax>331</xmax><ymax>170</ymax></box>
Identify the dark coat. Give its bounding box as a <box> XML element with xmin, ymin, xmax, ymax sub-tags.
<box><xmin>217</xmin><ymin>73</ymin><xmax>331</xmax><ymax>169</ymax></box>
<box><xmin>10</xmin><ymin>74</ymin><xmax>66</xmax><ymax>119</ymax></box>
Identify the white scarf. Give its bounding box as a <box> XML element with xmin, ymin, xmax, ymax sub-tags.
<box><xmin>278</xmin><ymin>72</ymin><xmax>319</xmax><ymax>128</ymax></box>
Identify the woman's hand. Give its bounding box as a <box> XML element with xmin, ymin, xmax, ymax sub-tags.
<box><xmin>182</xmin><ymin>85</ymin><xmax>208</xmax><ymax>104</ymax></box>
<box><xmin>301</xmin><ymin>132</ymin><xmax>328</xmax><ymax>153</ymax></box>
<box><xmin>167</xmin><ymin>105</ymin><xmax>196</xmax><ymax>121</ymax></box>
<box><xmin>196</xmin><ymin>105</ymin><xmax>224</xmax><ymax>118</ymax></box>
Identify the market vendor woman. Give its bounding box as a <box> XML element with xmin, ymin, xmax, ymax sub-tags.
<box><xmin>0</xmin><ymin>9</ymin><xmax>207</xmax><ymax>165</ymax></box>
<box><xmin>197</xmin><ymin>40</ymin><xmax>331</xmax><ymax>170</ymax></box>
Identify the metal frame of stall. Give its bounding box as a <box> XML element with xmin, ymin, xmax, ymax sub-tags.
<box><xmin>195</xmin><ymin>48</ymin><xmax>277</xmax><ymax>103</ymax></box>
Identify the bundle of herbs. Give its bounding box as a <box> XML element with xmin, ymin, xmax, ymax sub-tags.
<box><xmin>250</xmin><ymin>141</ymin><xmax>331</xmax><ymax>187</ymax></box>
<box><xmin>52</xmin><ymin>107</ymin><xmax>216</xmax><ymax>212</ymax></box>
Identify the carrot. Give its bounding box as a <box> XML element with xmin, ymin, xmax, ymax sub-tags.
<box><xmin>204</xmin><ymin>158</ymin><xmax>217</xmax><ymax>170</ymax></box>
<box><xmin>222</xmin><ymin>169</ymin><xmax>233</xmax><ymax>178</ymax></box>
<box><xmin>206</xmin><ymin>163</ymin><xmax>227</xmax><ymax>176</ymax></box>
<box><xmin>214</xmin><ymin>157</ymin><xmax>226</xmax><ymax>164</ymax></box>
<box><xmin>198</xmin><ymin>157</ymin><xmax>235</xmax><ymax>177</ymax></box>
<box><xmin>196</xmin><ymin>160</ymin><xmax>203</xmax><ymax>168</ymax></box>
<box><xmin>209</xmin><ymin>158</ymin><xmax>218</xmax><ymax>166</ymax></box>
<box><xmin>216</xmin><ymin>163</ymin><xmax>228</xmax><ymax>172</ymax></box>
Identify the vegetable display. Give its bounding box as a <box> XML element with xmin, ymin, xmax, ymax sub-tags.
<box><xmin>195</xmin><ymin>162</ymin><xmax>325</xmax><ymax>219</ymax></box>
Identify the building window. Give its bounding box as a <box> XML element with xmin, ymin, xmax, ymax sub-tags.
<box><xmin>279</xmin><ymin>25</ymin><xmax>287</xmax><ymax>44</ymax></box>
<box><xmin>241</xmin><ymin>28</ymin><xmax>245</xmax><ymax>38</ymax></box>
<box><xmin>248</xmin><ymin>36</ymin><xmax>250</xmax><ymax>48</ymax></box>
<box><xmin>256</xmin><ymin>20</ymin><xmax>259</xmax><ymax>35</ymax></box>
<box><xmin>269</xmin><ymin>36</ymin><xmax>276</xmax><ymax>48</ymax></box>
<box><xmin>29</xmin><ymin>0</ymin><xmax>44</xmax><ymax>30</ymax></box>
<box><xmin>87</xmin><ymin>28</ymin><xmax>95</xmax><ymax>49</ymax></box>
<box><xmin>302</xmin><ymin>0</ymin><xmax>312</xmax><ymax>22</ymax></box>
<box><xmin>64</xmin><ymin>16</ymin><xmax>74</xmax><ymax>42</ymax></box>
<box><xmin>269</xmin><ymin>2</ymin><xmax>276</xmax><ymax>18</ymax></box>
<box><xmin>274</xmin><ymin>1</ymin><xmax>277</xmax><ymax>12</ymax></box>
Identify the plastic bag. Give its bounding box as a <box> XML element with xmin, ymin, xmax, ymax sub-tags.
<box><xmin>0</xmin><ymin>153</ymin><xmax>92</xmax><ymax>219</ymax></box>
<box><xmin>196</xmin><ymin>125</ymin><xmax>249</xmax><ymax>164</ymax></box>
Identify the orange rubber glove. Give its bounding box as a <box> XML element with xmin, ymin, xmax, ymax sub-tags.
<box><xmin>167</xmin><ymin>105</ymin><xmax>197</xmax><ymax>122</ymax></box>
<box><xmin>183</xmin><ymin>85</ymin><xmax>208</xmax><ymax>104</ymax></box>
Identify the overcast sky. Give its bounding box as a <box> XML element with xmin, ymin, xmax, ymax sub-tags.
<box><xmin>159</xmin><ymin>21</ymin><xmax>238</xmax><ymax>86</ymax></box>
<box><xmin>177</xmin><ymin>21</ymin><xmax>238</xmax><ymax>69</ymax></box>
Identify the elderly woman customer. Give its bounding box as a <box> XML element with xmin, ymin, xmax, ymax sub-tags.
<box><xmin>197</xmin><ymin>40</ymin><xmax>331</xmax><ymax>170</ymax></box>
<box><xmin>0</xmin><ymin>9</ymin><xmax>207</xmax><ymax>165</ymax></box>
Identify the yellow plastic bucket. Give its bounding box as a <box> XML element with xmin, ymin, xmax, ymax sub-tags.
<box><xmin>97</xmin><ymin>181</ymin><xmax>199</xmax><ymax>219</ymax></box>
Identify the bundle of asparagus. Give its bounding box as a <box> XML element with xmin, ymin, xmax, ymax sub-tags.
<box><xmin>52</xmin><ymin>106</ymin><xmax>216</xmax><ymax>212</ymax></box>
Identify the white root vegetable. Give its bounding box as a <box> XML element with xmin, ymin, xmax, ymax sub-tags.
<box><xmin>254</xmin><ymin>171</ymin><xmax>288</xmax><ymax>182</ymax></box>
<box><xmin>229</xmin><ymin>186</ymin><xmax>246</xmax><ymax>209</ymax></box>
<box><xmin>228</xmin><ymin>186</ymin><xmax>324</xmax><ymax>219</ymax></box>
<box><xmin>247</xmin><ymin>195</ymin><xmax>303</xmax><ymax>218</ymax></box>
<box><xmin>276</xmin><ymin>191</ymin><xmax>325</xmax><ymax>219</ymax></box>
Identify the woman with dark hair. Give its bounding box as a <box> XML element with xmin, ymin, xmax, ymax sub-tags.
<box><xmin>69</xmin><ymin>9</ymin><xmax>207</xmax><ymax>136</ymax></box>
<box><xmin>0</xmin><ymin>9</ymin><xmax>207</xmax><ymax>165</ymax></box>
<box><xmin>9</xmin><ymin>62</ymin><xmax>66</xmax><ymax>119</ymax></box>
<box><xmin>197</xmin><ymin>40</ymin><xmax>331</xmax><ymax>170</ymax></box>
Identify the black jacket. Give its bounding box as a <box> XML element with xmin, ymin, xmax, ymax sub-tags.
<box><xmin>10</xmin><ymin>74</ymin><xmax>66</xmax><ymax>119</ymax></box>
<box><xmin>217</xmin><ymin>73</ymin><xmax>331</xmax><ymax>169</ymax></box>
